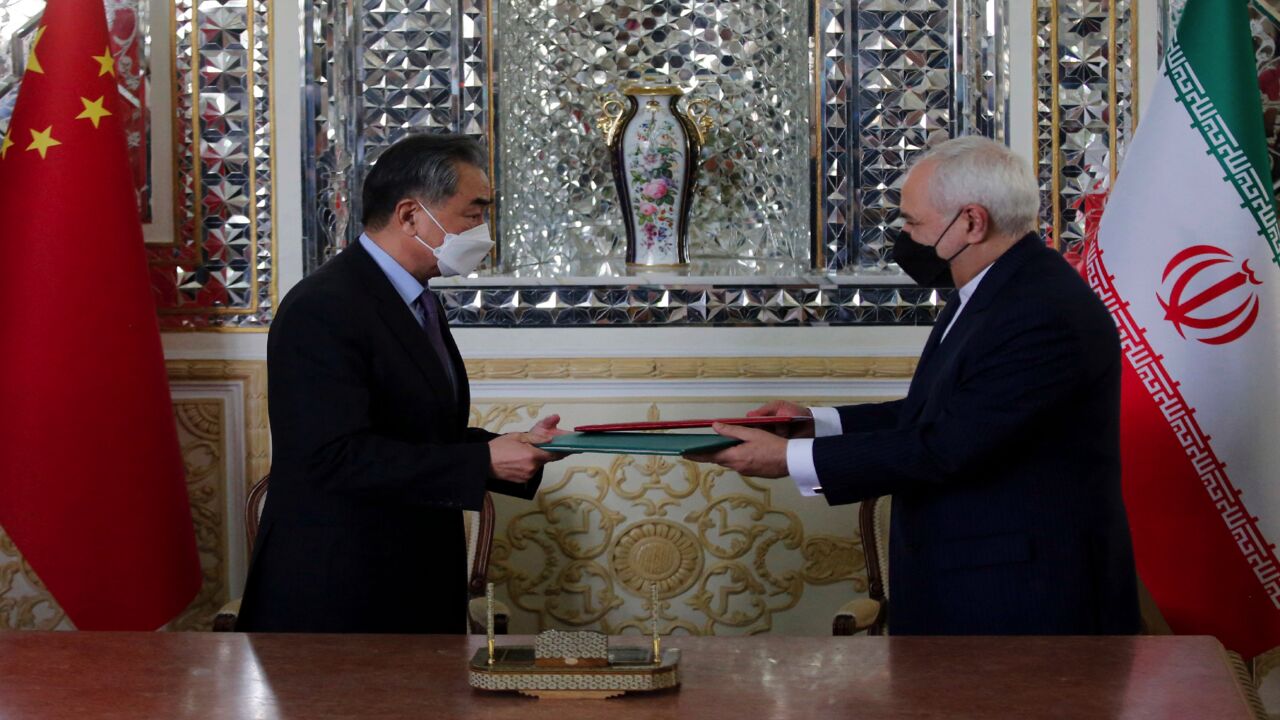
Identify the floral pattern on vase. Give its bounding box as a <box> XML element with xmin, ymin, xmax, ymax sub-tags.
<box><xmin>625</xmin><ymin>106</ymin><xmax>686</xmax><ymax>265</ymax></box>
<box><xmin>599</xmin><ymin>84</ymin><xmax>709</xmax><ymax>269</ymax></box>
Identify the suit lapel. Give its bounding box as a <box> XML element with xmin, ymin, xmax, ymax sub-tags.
<box><xmin>345</xmin><ymin>242</ymin><xmax>458</xmax><ymax>407</ymax></box>
<box><xmin>899</xmin><ymin>234</ymin><xmax>1044</xmax><ymax>423</ymax></box>
<box><xmin>900</xmin><ymin>292</ymin><xmax>958</xmax><ymax>420</ymax></box>
<box><xmin>955</xmin><ymin>233</ymin><xmax>1042</xmax><ymax>318</ymax></box>
<box><xmin>915</xmin><ymin>290</ymin><xmax>960</xmax><ymax>373</ymax></box>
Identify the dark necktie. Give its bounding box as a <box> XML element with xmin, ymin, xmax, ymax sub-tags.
<box><xmin>414</xmin><ymin>289</ymin><xmax>458</xmax><ymax>403</ymax></box>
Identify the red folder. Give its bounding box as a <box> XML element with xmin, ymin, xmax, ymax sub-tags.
<box><xmin>575</xmin><ymin>416</ymin><xmax>812</xmax><ymax>432</ymax></box>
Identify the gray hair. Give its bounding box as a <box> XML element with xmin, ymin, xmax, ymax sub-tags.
<box><xmin>360</xmin><ymin>133</ymin><xmax>488</xmax><ymax>229</ymax></box>
<box><xmin>907</xmin><ymin>136</ymin><xmax>1040</xmax><ymax>236</ymax></box>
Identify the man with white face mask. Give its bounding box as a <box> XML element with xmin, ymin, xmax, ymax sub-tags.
<box><xmin>237</xmin><ymin>133</ymin><xmax>563</xmax><ymax>633</ymax></box>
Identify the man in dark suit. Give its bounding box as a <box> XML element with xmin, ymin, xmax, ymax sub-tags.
<box><xmin>236</xmin><ymin>134</ymin><xmax>562</xmax><ymax>633</ymax></box>
<box><xmin>696</xmin><ymin>137</ymin><xmax>1140</xmax><ymax>635</ymax></box>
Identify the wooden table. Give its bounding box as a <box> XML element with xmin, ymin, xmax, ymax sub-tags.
<box><xmin>0</xmin><ymin>632</ymin><xmax>1255</xmax><ymax>719</ymax></box>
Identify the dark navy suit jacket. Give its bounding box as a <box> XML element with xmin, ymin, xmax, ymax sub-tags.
<box><xmin>814</xmin><ymin>234</ymin><xmax>1140</xmax><ymax>635</ymax></box>
<box><xmin>236</xmin><ymin>241</ymin><xmax>537</xmax><ymax>633</ymax></box>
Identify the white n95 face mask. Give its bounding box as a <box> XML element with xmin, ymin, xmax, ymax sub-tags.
<box><xmin>413</xmin><ymin>201</ymin><xmax>495</xmax><ymax>277</ymax></box>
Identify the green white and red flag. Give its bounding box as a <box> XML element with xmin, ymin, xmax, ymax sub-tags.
<box><xmin>1090</xmin><ymin>0</ymin><xmax>1280</xmax><ymax>658</ymax></box>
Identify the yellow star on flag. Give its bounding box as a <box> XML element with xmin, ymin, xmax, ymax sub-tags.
<box><xmin>92</xmin><ymin>46</ymin><xmax>115</xmax><ymax>77</ymax></box>
<box><xmin>26</xmin><ymin>126</ymin><xmax>61</xmax><ymax>159</ymax></box>
<box><xmin>26</xmin><ymin>26</ymin><xmax>46</xmax><ymax>75</ymax></box>
<box><xmin>76</xmin><ymin>96</ymin><xmax>112</xmax><ymax>129</ymax></box>
<box><xmin>1</xmin><ymin>133</ymin><xmax>13</xmax><ymax>160</ymax></box>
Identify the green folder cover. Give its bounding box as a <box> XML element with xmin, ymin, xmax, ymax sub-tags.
<box><xmin>536</xmin><ymin>432</ymin><xmax>740</xmax><ymax>456</ymax></box>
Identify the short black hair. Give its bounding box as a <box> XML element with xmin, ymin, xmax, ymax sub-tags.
<box><xmin>360</xmin><ymin>133</ymin><xmax>488</xmax><ymax>230</ymax></box>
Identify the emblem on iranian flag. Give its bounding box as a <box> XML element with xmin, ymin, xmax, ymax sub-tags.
<box><xmin>1157</xmin><ymin>245</ymin><xmax>1262</xmax><ymax>345</ymax></box>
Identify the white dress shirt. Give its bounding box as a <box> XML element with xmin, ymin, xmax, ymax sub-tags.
<box><xmin>786</xmin><ymin>265</ymin><xmax>993</xmax><ymax>496</ymax></box>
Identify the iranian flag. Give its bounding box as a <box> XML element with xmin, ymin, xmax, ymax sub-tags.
<box><xmin>1089</xmin><ymin>0</ymin><xmax>1280</xmax><ymax>658</ymax></box>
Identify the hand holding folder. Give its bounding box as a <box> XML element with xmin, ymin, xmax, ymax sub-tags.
<box><xmin>535</xmin><ymin>411</ymin><xmax>811</xmax><ymax>459</ymax></box>
<box><xmin>682</xmin><ymin>422</ymin><xmax>792</xmax><ymax>478</ymax></box>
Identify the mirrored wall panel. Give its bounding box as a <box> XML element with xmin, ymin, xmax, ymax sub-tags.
<box><xmin>302</xmin><ymin>0</ymin><xmax>1011</xmax><ymax>327</ymax></box>
<box><xmin>1034</xmin><ymin>0</ymin><xmax>1138</xmax><ymax>257</ymax></box>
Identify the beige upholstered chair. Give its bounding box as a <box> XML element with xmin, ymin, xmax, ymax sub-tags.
<box><xmin>212</xmin><ymin>475</ymin><xmax>509</xmax><ymax>633</ymax></box>
<box><xmin>832</xmin><ymin>495</ymin><xmax>890</xmax><ymax>635</ymax></box>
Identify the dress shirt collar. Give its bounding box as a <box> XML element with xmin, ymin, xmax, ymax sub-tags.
<box><xmin>359</xmin><ymin>233</ymin><xmax>425</xmax><ymax>308</ymax></box>
<box><xmin>956</xmin><ymin>263</ymin><xmax>992</xmax><ymax>306</ymax></box>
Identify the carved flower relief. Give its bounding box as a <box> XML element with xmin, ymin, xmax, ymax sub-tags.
<box><xmin>479</xmin><ymin>404</ymin><xmax>868</xmax><ymax>634</ymax></box>
<box><xmin>0</xmin><ymin>532</ymin><xmax>67</xmax><ymax>630</ymax></box>
<box><xmin>800</xmin><ymin>536</ymin><xmax>867</xmax><ymax>592</ymax></box>
<box><xmin>171</xmin><ymin>399</ymin><xmax>227</xmax><ymax>631</ymax></box>
<box><xmin>610</xmin><ymin>520</ymin><xmax>703</xmax><ymax>599</ymax></box>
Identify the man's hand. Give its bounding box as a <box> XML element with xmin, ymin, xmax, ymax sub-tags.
<box><xmin>686</xmin><ymin>422</ymin><xmax>790</xmax><ymax>479</ymax></box>
<box><xmin>488</xmin><ymin>413</ymin><xmax>565</xmax><ymax>483</ymax></box>
<box><xmin>746</xmin><ymin>400</ymin><xmax>815</xmax><ymax>439</ymax></box>
<box><xmin>525</xmin><ymin>413</ymin><xmax>568</xmax><ymax>443</ymax></box>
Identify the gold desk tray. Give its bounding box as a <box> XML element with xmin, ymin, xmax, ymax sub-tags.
<box><xmin>468</xmin><ymin>646</ymin><xmax>681</xmax><ymax>699</ymax></box>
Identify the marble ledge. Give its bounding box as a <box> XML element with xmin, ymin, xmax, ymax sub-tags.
<box><xmin>430</xmin><ymin>272</ymin><xmax>920</xmax><ymax>289</ymax></box>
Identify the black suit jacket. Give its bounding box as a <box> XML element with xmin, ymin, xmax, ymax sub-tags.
<box><xmin>236</xmin><ymin>240</ymin><xmax>537</xmax><ymax>633</ymax></box>
<box><xmin>814</xmin><ymin>234</ymin><xmax>1140</xmax><ymax>635</ymax></box>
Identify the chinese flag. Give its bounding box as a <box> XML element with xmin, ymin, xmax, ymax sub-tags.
<box><xmin>0</xmin><ymin>0</ymin><xmax>201</xmax><ymax>629</ymax></box>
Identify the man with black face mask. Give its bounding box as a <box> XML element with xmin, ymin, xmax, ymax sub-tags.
<box><xmin>692</xmin><ymin>136</ymin><xmax>1140</xmax><ymax>636</ymax></box>
<box><xmin>891</xmin><ymin>209</ymin><xmax>966</xmax><ymax>288</ymax></box>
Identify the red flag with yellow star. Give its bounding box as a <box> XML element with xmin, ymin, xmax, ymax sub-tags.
<box><xmin>0</xmin><ymin>0</ymin><xmax>200</xmax><ymax>629</ymax></box>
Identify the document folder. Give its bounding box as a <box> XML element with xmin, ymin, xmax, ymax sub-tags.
<box><xmin>574</xmin><ymin>416</ymin><xmax>811</xmax><ymax>432</ymax></box>
<box><xmin>536</xmin><ymin>432</ymin><xmax>740</xmax><ymax>456</ymax></box>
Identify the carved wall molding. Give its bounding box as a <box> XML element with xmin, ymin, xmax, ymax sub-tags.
<box><xmin>165</xmin><ymin>360</ymin><xmax>269</xmax><ymax>490</ymax></box>
<box><xmin>0</xmin><ymin>533</ymin><xmax>69</xmax><ymax>630</ymax></box>
<box><xmin>463</xmin><ymin>356</ymin><xmax>918</xmax><ymax>381</ymax></box>
<box><xmin>165</xmin><ymin>360</ymin><xmax>269</xmax><ymax>623</ymax></box>
<box><xmin>168</xmin><ymin>399</ymin><xmax>228</xmax><ymax>630</ymax></box>
<box><xmin>4</xmin><ymin>361</ymin><xmax>875</xmax><ymax>634</ymax></box>
<box><xmin>478</xmin><ymin>401</ymin><xmax>867</xmax><ymax>636</ymax></box>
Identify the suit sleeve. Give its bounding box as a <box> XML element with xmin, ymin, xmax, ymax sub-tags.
<box><xmin>463</xmin><ymin>421</ymin><xmax>544</xmax><ymax>500</ymax></box>
<box><xmin>487</xmin><ymin>471</ymin><xmax>543</xmax><ymax>500</ymax></box>
<box><xmin>834</xmin><ymin>400</ymin><xmax>904</xmax><ymax>433</ymax></box>
<box><xmin>268</xmin><ymin>293</ymin><xmax>490</xmax><ymax>511</ymax></box>
<box><xmin>814</xmin><ymin>311</ymin><xmax>1092</xmax><ymax>506</ymax></box>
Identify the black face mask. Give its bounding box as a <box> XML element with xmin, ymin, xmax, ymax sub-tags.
<box><xmin>891</xmin><ymin>211</ymin><xmax>969</xmax><ymax>288</ymax></box>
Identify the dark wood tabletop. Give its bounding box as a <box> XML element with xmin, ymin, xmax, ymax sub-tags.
<box><xmin>0</xmin><ymin>632</ymin><xmax>1255</xmax><ymax>719</ymax></box>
